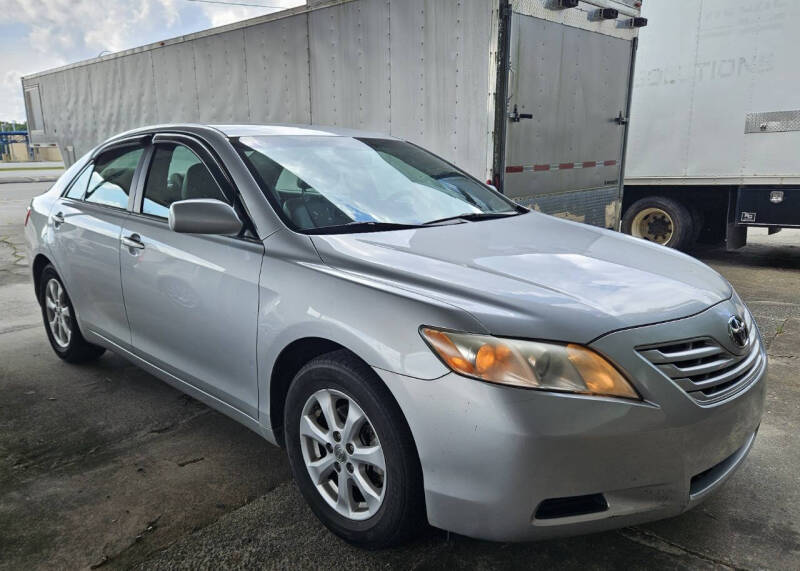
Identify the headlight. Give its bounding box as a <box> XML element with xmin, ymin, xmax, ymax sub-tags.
<box><xmin>420</xmin><ymin>327</ymin><xmax>639</xmax><ymax>399</ymax></box>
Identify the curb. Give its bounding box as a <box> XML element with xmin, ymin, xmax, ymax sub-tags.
<box><xmin>0</xmin><ymin>175</ymin><xmax>60</xmax><ymax>184</ymax></box>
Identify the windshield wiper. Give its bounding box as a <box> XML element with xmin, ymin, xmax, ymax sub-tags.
<box><xmin>306</xmin><ymin>221</ymin><xmax>424</xmax><ymax>234</ymax></box>
<box><xmin>422</xmin><ymin>211</ymin><xmax>522</xmax><ymax>226</ymax></box>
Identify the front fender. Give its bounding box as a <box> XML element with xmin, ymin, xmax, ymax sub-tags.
<box><xmin>256</xmin><ymin>229</ymin><xmax>486</xmax><ymax>429</ymax></box>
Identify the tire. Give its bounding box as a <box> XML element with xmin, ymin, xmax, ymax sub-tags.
<box><xmin>284</xmin><ymin>349</ymin><xmax>425</xmax><ymax>548</ymax></box>
<box><xmin>689</xmin><ymin>204</ymin><xmax>705</xmax><ymax>245</ymax></box>
<box><xmin>38</xmin><ymin>265</ymin><xmax>105</xmax><ymax>363</ymax></box>
<box><xmin>621</xmin><ymin>196</ymin><xmax>695</xmax><ymax>250</ymax></box>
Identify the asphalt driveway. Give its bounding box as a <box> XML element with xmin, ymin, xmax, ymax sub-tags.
<box><xmin>1</xmin><ymin>182</ymin><xmax>798</xmax><ymax>570</ymax></box>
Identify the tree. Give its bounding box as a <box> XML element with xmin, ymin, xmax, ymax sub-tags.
<box><xmin>0</xmin><ymin>121</ymin><xmax>28</xmax><ymax>131</ymax></box>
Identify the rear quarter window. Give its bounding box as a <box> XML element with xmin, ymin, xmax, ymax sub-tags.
<box><xmin>54</xmin><ymin>153</ymin><xmax>92</xmax><ymax>197</ymax></box>
<box><xmin>65</xmin><ymin>166</ymin><xmax>93</xmax><ymax>199</ymax></box>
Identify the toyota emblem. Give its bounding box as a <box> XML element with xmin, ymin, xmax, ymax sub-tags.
<box><xmin>727</xmin><ymin>315</ymin><xmax>749</xmax><ymax>349</ymax></box>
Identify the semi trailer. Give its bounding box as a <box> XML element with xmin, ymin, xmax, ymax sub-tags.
<box><xmin>624</xmin><ymin>0</ymin><xmax>800</xmax><ymax>250</ymax></box>
<box><xmin>21</xmin><ymin>0</ymin><xmax>645</xmax><ymax>230</ymax></box>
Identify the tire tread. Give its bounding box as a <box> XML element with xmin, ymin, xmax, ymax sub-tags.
<box><xmin>285</xmin><ymin>349</ymin><xmax>426</xmax><ymax>549</ymax></box>
<box><xmin>39</xmin><ymin>265</ymin><xmax>105</xmax><ymax>363</ymax></box>
<box><xmin>622</xmin><ymin>195</ymin><xmax>695</xmax><ymax>250</ymax></box>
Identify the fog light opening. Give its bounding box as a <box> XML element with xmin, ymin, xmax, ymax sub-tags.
<box><xmin>534</xmin><ymin>493</ymin><xmax>609</xmax><ymax>520</ymax></box>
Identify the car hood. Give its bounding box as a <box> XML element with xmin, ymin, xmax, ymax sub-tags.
<box><xmin>310</xmin><ymin>212</ymin><xmax>731</xmax><ymax>343</ymax></box>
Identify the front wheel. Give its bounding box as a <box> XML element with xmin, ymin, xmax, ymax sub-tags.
<box><xmin>622</xmin><ymin>196</ymin><xmax>695</xmax><ymax>250</ymax></box>
<box><xmin>38</xmin><ymin>265</ymin><xmax>105</xmax><ymax>363</ymax></box>
<box><xmin>284</xmin><ymin>350</ymin><xmax>425</xmax><ymax>548</ymax></box>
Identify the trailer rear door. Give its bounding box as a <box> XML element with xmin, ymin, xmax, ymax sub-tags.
<box><xmin>501</xmin><ymin>2</ymin><xmax>640</xmax><ymax>229</ymax></box>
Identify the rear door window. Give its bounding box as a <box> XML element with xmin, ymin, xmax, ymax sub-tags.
<box><xmin>84</xmin><ymin>146</ymin><xmax>144</xmax><ymax>209</ymax></box>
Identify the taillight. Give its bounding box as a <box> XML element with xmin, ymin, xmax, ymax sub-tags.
<box><xmin>24</xmin><ymin>206</ymin><xmax>31</xmax><ymax>227</ymax></box>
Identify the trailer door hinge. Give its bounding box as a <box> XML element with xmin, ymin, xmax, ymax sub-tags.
<box><xmin>509</xmin><ymin>104</ymin><xmax>533</xmax><ymax>123</ymax></box>
<box><xmin>591</xmin><ymin>8</ymin><xmax>619</xmax><ymax>21</ymax></box>
<box><xmin>626</xmin><ymin>17</ymin><xmax>648</xmax><ymax>28</ymax></box>
<box><xmin>614</xmin><ymin>111</ymin><xmax>628</xmax><ymax>125</ymax></box>
<box><xmin>551</xmin><ymin>0</ymin><xmax>579</xmax><ymax>9</ymax></box>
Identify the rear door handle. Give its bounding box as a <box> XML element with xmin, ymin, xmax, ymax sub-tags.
<box><xmin>122</xmin><ymin>234</ymin><xmax>145</xmax><ymax>250</ymax></box>
<box><xmin>52</xmin><ymin>212</ymin><xmax>65</xmax><ymax>227</ymax></box>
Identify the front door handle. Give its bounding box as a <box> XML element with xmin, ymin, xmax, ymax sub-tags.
<box><xmin>52</xmin><ymin>212</ymin><xmax>65</xmax><ymax>228</ymax></box>
<box><xmin>122</xmin><ymin>234</ymin><xmax>145</xmax><ymax>250</ymax></box>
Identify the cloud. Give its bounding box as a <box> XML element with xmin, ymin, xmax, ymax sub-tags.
<box><xmin>0</xmin><ymin>0</ymin><xmax>303</xmax><ymax>121</ymax></box>
<box><xmin>3</xmin><ymin>0</ymin><xmax>194</xmax><ymax>56</ymax></box>
<box><xmin>200</xmin><ymin>5</ymin><xmax>273</xmax><ymax>27</ymax></box>
<box><xmin>0</xmin><ymin>49</ymin><xmax>68</xmax><ymax>122</ymax></box>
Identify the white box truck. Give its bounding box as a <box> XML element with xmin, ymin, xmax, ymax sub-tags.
<box><xmin>624</xmin><ymin>0</ymin><xmax>800</xmax><ymax>249</ymax></box>
<box><xmin>21</xmin><ymin>0</ymin><xmax>645</xmax><ymax>230</ymax></box>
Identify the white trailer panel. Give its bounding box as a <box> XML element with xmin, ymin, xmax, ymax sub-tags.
<box><xmin>627</xmin><ymin>0</ymin><xmax>800</xmax><ymax>185</ymax></box>
<box><xmin>91</xmin><ymin>51</ymin><xmax>160</xmax><ymax>141</ymax></box>
<box><xmin>243</xmin><ymin>15</ymin><xmax>312</xmax><ymax>124</ymax></box>
<box><xmin>152</xmin><ymin>41</ymin><xmax>201</xmax><ymax>124</ymax></box>
<box><xmin>22</xmin><ymin>0</ymin><xmax>497</xmax><ymax>181</ymax></box>
<box><xmin>22</xmin><ymin>0</ymin><xmax>640</xmax><ymax>230</ymax></box>
<box><xmin>309</xmin><ymin>0</ymin><xmax>391</xmax><ymax>131</ymax></box>
<box><xmin>194</xmin><ymin>29</ymin><xmax>252</xmax><ymax>124</ymax></box>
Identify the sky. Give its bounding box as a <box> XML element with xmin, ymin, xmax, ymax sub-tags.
<box><xmin>0</xmin><ymin>0</ymin><xmax>304</xmax><ymax>123</ymax></box>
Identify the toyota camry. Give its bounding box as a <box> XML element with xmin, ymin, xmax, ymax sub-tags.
<box><xmin>24</xmin><ymin>124</ymin><xmax>765</xmax><ymax>547</ymax></box>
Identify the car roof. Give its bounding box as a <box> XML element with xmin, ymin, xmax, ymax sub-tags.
<box><xmin>101</xmin><ymin>123</ymin><xmax>399</xmax><ymax>143</ymax></box>
<box><xmin>92</xmin><ymin>123</ymin><xmax>401</xmax><ymax>158</ymax></box>
<box><xmin>210</xmin><ymin>124</ymin><xmax>399</xmax><ymax>139</ymax></box>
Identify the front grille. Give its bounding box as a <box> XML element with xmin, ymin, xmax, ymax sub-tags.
<box><xmin>637</xmin><ymin>317</ymin><xmax>763</xmax><ymax>405</ymax></box>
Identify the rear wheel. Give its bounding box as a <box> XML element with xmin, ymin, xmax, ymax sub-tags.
<box><xmin>622</xmin><ymin>196</ymin><xmax>695</xmax><ymax>250</ymax></box>
<box><xmin>284</xmin><ymin>350</ymin><xmax>425</xmax><ymax>548</ymax></box>
<box><xmin>39</xmin><ymin>265</ymin><xmax>105</xmax><ymax>363</ymax></box>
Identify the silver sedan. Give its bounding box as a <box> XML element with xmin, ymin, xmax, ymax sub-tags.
<box><xmin>24</xmin><ymin>124</ymin><xmax>765</xmax><ymax>547</ymax></box>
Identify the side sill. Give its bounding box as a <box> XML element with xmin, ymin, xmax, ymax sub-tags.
<box><xmin>85</xmin><ymin>330</ymin><xmax>276</xmax><ymax>444</ymax></box>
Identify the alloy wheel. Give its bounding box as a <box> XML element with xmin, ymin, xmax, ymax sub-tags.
<box><xmin>44</xmin><ymin>278</ymin><xmax>72</xmax><ymax>348</ymax></box>
<box><xmin>299</xmin><ymin>388</ymin><xmax>387</xmax><ymax>520</ymax></box>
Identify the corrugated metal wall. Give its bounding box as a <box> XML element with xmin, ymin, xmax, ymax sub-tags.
<box><xmin>22</xmin><ymin>0</ymin><xmax>496</xmax><ymax>180</ymax></box>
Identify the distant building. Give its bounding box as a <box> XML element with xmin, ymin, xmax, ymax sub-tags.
<box><xmin>0</xmin><ymin>130</ymin><xmax>62</xmax><ymax>162</ymax></box>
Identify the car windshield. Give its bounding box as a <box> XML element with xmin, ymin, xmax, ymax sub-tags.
<box><xmin>233</xmin><ymin>136</ymin><xmax>521</xmax><ymax>233</ymax></box>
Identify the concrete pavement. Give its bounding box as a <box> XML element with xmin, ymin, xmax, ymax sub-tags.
<box><xmin>0</xmin><ymin>162</ymin><xmax>63</xmax><ymax>184</ymax></box>
<box><xmin>1</xmin><ymin>182</ymin><xmax>798</xmax><ymax>569</ymax></box>
<box><xmin>0</xmin><ymin>162</ymin><xmax>63</xmax><ymax>169</ymax></box>
<box><xmin>0</xmin><ymin>182</ymin><xmax>48</xmax><ymax>285</ymax></box>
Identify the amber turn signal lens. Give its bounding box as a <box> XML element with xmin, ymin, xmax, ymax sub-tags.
<box><xmin>566</xmin><ymin>344</ymin><xmax>638</xmax><ymax>399</ymax></box>
<box><xmin>420</xmin><ymin>327</ymin><xmax>640</xmax><ymax>400</ymax></box>
<box><xmin>422</xmin><ymin>328</ymin><xmax>475</xmax><ymax>375</ymax></box>
<box><xmin>475</xmin><ymin>344</ymin><xmax>496</xmax><ymax>373</ymax></box>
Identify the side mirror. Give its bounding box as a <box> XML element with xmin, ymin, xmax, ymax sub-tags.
<box><xmin>168</xmin><ymin>199</ymin><xmax>243</xmax><ymax>235</ymax></box>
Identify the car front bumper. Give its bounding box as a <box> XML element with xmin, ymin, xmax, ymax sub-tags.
<box><xmin>376</xmin><ymin>300</ymin><xmax>766</xmax><ymax>542</ymax></box>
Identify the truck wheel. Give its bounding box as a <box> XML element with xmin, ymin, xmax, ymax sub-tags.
<box><xmin>689</xmin><ymin>204</ymin><xmax>704</xmax><ymax>244</ymax></box>
<box><xmin>622</xmin><ymin>197</ymin><xmax>695</xmax><ymax>250</ymax></box>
